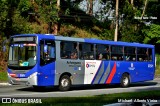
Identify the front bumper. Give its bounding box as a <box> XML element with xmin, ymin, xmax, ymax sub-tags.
<box><xmin>8</xmin><ymin>72</ymin><xmax>37</xmax><ymax>86</ymax></box>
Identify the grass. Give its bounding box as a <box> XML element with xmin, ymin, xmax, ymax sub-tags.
<box><xmin>155</xmin><ymin>54</ymin><xmax>160</xmax><ymax>76</ymax></box>
<box><xmin>156</xmin><ymin>67</ymin><xmax>160</xmax><ymax>75</ymax></box>
<box><xmin>0</xmin><ymin>90</ymin><xmax>160</xmax><ymax>106</ymax></box>
<box><xmin>0</xmin><ymin>71</ymin><xmax>8</xmax><ymax>82</ymax></box>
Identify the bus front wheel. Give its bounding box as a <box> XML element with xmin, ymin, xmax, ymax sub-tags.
<box><xmin>120</xmin><ymin>73</ymin><xmax>130</xmax><ymax>87</ymax></box>
<box><xmin>59</xmin><ymin>75</ymin><xmax>71</xmax><ymax>91</ymax></box>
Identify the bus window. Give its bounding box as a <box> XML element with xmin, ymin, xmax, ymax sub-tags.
<box><xmin>148</xmin><ymin>48</ymin><xmax>152</xmax><ymax>61</ymax></box>
<box><xmin>111</xmin><ymin>45</ymin><xmax>123</xmax><ymax>61</ymax></box>
<box><xmin>96</xmin><ymin>44</ymin><xmax>110</xmax><ymax>60</ymax></box>
<box><xmin>124</xmin><ymin>46</ymin><xmax>136</xmax><ymax>61</ymax></box>
<box><xmin>79</xmin><ymin>43</ymin><xmax>94</xmax><ymax>60</ymax></box>
<box><xmin>137</xmin><ymin>48</ymin><xmax>147</xmax><ymax>61</ymax></box>
<box><xmin>60</xmin><ymin>41</ymin><xmax>78</xmax><ymax>59</ymax></box>
<box><xmin>40</xmin><ymin>40</ymin><xmax>55</xmax><ymax>66</ymax></box>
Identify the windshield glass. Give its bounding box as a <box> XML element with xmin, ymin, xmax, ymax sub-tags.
<box><xmin>8</xmin><ymin>43</ymin><xmax>37</xmax><ymax>68</ymax></box>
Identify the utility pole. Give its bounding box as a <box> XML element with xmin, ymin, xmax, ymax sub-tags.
<box><xmin>114</xmin><ymin>0</ymin><xmax>119</xmax><ymax>41</ymax></box>
<box><xmin>53</xmin><ymin>0</ymin><xmax>60</xmax><ymax>35</ymax></box>
<box><xmin>131</xmin><ymin>0</ymin><xmax>133</xmax><ymax>5</ymax></box>
<box><xmin>48</xmin><ymin>0</ymin><xmax>53</xmax><ymax>34</ymax></box>
<box><xmin>141</xmin><ymin>0</ymin><xmax>148</xmax><ymax>18</ymax></box>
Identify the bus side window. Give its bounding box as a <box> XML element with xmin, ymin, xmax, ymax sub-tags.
<box><xmin>60</xmin><ymin>41</ymin><xmax>78</xmax><ymax>59</ymax></box>
<box><xmin>79</xmin><ymin>43</ymin><xmax>94</xmax><ymax>60</ymax></box>
<box><xmin>124</xmin><ymin>46</ymin><xmax>136</xmax><ymax>61</ymax></box>
<box><xmin>96</xmin><ymin>44</ymin><xmax>110</xmax><ymax>60</ymax></box>
<box><xmin>148</xmin><ymin>48</ymin><xmax>152</xmax><ymax>61</ymax></box>
<box><xmin>111</xmin><ymin>45</ymin><xmax>123</xmax><ymax>61</ymax></box>
<box><xmin>137</xmin><ymin>48</ymin><xmax>147</xmax><ymax>62</ymax></box>
<box><xmin>60</xmin><ymin>42</ymin><xmax>68</xmax><ymax>59</ymax></box>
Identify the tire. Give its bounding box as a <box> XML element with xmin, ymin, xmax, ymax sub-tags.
<box><xmin>59</xmin><ymin>75</ymin><xmax>71</xmax><ymax>91</ymax></box>
<box><xmin>120</xmin><ymin>73</ymin><xmax>130</xmax><ymax>88</ymax></box>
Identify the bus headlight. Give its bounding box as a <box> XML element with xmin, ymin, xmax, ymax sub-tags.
<box><xmin>29</xmin><ymin>72</ymin><xmax>38</xmax><ymax>79</ymax></box>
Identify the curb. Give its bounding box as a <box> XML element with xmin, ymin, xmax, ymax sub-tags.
<box><xmin>0</xmin><ymin>83</ymin><xmax>11</xmax><ymax>86</ymax></box>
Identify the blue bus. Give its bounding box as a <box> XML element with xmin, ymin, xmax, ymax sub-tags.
<box><xmin>7</xmin><ymin>34</ymin><xmax>155</xmax><ymax>91</ymax></box>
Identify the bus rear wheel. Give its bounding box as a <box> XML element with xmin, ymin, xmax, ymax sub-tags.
<box><xmin>59</xmin><ymin>75</ymin><xmax>71</xmax><ymax>91</ymax></box>
<box><xmin>120</xmin><ymin>73</ymin><xmax>130</xmax><ymax>88</ymax></box>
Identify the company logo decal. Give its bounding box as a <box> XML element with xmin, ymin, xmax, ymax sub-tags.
<box><xmin>86</xmin><ymin>63</ymin><xmax>89</xmax><ymax>68</ymax></box>
<box><xmin>148</xmin><ymin>64</ymin><xmax>153</xmax><ymax>68</ymax></box>
<box><xmin>86</xmin><ymin>62</ymin><xmax>96</xmax><ymax>68</ymax></box>
<box><xmin>128</xmin><ymin>63</ymin><xmax>135</xmax><ymax>70</ymax></box>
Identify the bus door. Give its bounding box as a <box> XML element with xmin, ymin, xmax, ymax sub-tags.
<box><xmin>38</xmin><ymin>40</ymin><xmax>56</xmax><ymax>86</ymax></box>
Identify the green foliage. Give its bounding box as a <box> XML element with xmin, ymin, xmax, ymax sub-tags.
<box><xmin>121</xmin><ymin>0</ymin><xmax>134</xmax><ymax>19</ymax></box>
<box><xmin>12</xmin><ymin>13</ymin><xmax>33</xmax><ymax>34</ymax></box>
<box><xmin>146</xmin><ymin>0</ymin><xmax>160</xmax><ymax>24</ymax></box>
<box><xmin>156</xmin><ymin>54</ymin><xmax>160</xmax><ymax>75</ymax></box>
<box><xmin>0</xmin><ymin>0</ymin><xmax>8</xmax><ymax>36</ymax></box>
<box><xmin>18</xmin><ymin>0</ymin><xmax>33</xmax><ymax>17</ymax></box>
<box><xmin>117</xmin><ymin>0</ymin><xmax>143</xmax><ymax>42</ymax></box>
<box><xmin>101</xmin><ymin>29</ymin><xmax>114</xmax><ymax>40</ymax></box>
<box><xmin>35</xmin><ymin>0</ymin><xmax>59</xmax><ymax>23</ymax></box>
<box><xmin>143</xmin><ymin>24</ymin><xmax>160</xmax><ymax>44</ymax></box>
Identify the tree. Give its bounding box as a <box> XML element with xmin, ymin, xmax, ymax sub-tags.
<box><xmin>87</xmin><ymin>0</ymin><xmax>93</xmax><ymax>15</ymax></box>
<box><xmin>35</xmin><ymin>0</ymin><xmax>59</xmax><ymax>34</ymax></box>
<box><xmin>114</xmin><ymin>0</ymin><xmax>119</xmax><ymax>41</ymax></box>
<box><xmin>141</xmin><ymin>0</ymin><xmax>148</xmax><ymax>18</ymax></box>
<box><xmin>0</xmin><ymin>0</ymin><xmax>8</xmax><ymax>36</ymax></box>
<box><xmin>143</xmin><ymin>24</ymin><xmax>160</xmax><ymax>44</ymax></box>
<box><xmin>145</xmin><ymin>0</ymin><xmax>160</xmax><ymax>24</ymax></box>
<box><xmin>4</xmin><ymin>0</ymin><xmax>20</xmax><ymax>38</ymax></box>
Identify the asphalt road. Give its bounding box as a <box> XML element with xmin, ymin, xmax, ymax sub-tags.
<box><xmin>0</xmin><ymin>78</ymin><xmax>160</xmax><ymax>97</ymax></box>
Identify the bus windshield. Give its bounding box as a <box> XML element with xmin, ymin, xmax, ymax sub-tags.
<box><xmin>8</xmin><ymin>43</ymin><xmax>37</xmax><ymax>69</ymax></box>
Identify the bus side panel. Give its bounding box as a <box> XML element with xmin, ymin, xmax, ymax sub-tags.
<box><xmin>104</xmin><ymin>61</ymin><xmax>122</xmax><ymax>84</ymax></box>
<box><xmin>98</xmin><ymin>61</ymin><xmax>111</xmax><ymax>84</ymax></box>
<box><xmin>85</xmin><ymin>60</ymin><xmax>119</xmax><ymax>84</ymax></box>
<box><xmin>54</xmin><ymin>40</ymin><xmax>85</xmax><ymax>85</ymax></box>
<box><xmin>109</xmin><ymin>62</ymin><xmax>136</xmax><ymax>84</ymax></box>
<box><xmin>132</xmin><ymin>62</ymin><xmax>155</xmax><ymax>82</ymax></box>
<box><xmin>55</xmin><ymin>59</ymin><xmax>85</xmax><ymax>85</ymax></box>
<box><xmin>84</xmin><ymin>60</ymin><xmax>126</xmax><ymax>85</ymax></box>
<box><xmin>37</xmin><ymin>62</ymin><xmax>55</xmax><ymax>86</ymax></box>
<box><xmin>110</xmin><ymin>61</ymin><xmax>155</xmax><ymax>84</ymax></box>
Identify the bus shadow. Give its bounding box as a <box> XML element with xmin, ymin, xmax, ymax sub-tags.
<box><xmin>16</xmin><ymin>86</ymin><xmax>59</xmax><ymax>92</ymax></box>
<box><xmin>71</xmin><ymin>81</ymin><xmax>158</xmax><ymax>91</ymax></box>
<box><xmin>16</xmin><ymin>81</ymin><xmax>158</xmax><ymax>92</ymax></box>
<box><xmin>130</xmin><ymin>81</ymin><xmax>158</xmax><ymax>87</ymax></box>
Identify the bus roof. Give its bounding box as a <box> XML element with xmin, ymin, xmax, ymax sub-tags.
<box><xmin>12</xmin><ymin>34</ymin><xmax>154</xmax><ymax>48</ymax></box>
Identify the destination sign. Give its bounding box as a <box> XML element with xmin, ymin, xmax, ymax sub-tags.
<box><xmin>13</xmin><ymin>37</ymin><xmax>36</xmax><ymax>42</ymax></box>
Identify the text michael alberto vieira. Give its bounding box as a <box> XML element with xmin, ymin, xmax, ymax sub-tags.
<box><xmin>118</xmin><ymin>99</ymin><xmax>158</xmax><ymax>103</ymax></box>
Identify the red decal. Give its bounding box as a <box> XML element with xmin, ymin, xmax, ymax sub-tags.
<box><xmin>106</xmin><ymin>62</ymin><xmax>116</xmax><ymax>84</ymax></box>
